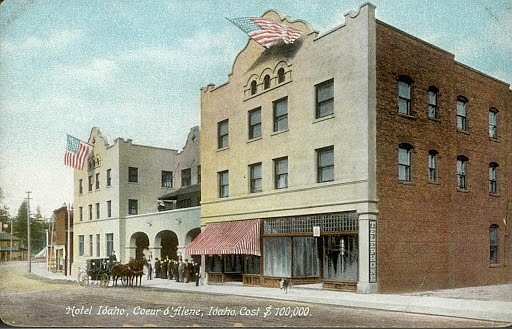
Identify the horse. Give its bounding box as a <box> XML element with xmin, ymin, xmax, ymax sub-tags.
<box><xmin>128</xmin><ymin>258</ymin><xmax>149</xmax><ymax>287</ymax></box>
<box><xmin>111</xmin><ymin>263</ymin><xmax>131</xmax><ymax>287</ymax></box>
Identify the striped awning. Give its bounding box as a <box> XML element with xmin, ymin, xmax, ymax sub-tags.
<box><xmin>186</xmin><ymin>219</ymin><xmax>261</xmax><ymax>256</ymax></box>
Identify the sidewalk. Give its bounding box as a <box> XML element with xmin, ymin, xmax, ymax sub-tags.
<box><xmin>29</xmin><ymin>261</ymin><xmax>512</xmax><ymax>323</ymax></box>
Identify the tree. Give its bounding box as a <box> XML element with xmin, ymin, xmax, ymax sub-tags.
<box><xmin>0</xmin><ymin>187</ymin><xmax>10</xmax><ymax>226</ymax></box>
<box><xmin>12</xmin><ymin>200</ymin><xmax>48</xmax><ymax>254</ymax></box>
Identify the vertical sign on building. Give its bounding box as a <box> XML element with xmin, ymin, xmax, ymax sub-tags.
<box><xmin>369</xmin><ymin>220</ymin><xmax>377</xmax><ymax>283</ymax></box>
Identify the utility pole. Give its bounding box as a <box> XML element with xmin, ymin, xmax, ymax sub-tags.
<box><xmin>26</xmin><ymin>191</ymin><xmax>32</xmax><ymax>273</ymax></box>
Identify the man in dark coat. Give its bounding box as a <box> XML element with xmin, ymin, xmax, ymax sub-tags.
<box><xmin>155</xmin><ymin>258</ymin><xmax>161</xmax><ymax>279</ymax></box>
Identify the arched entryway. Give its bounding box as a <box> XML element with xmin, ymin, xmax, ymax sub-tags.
<box><xmin>155</xmin><ymin>230</ymin><xmax>179</xmax><ymax>260</ymax></box>
<box><xmin>130</xmin><ymin>232</ymin><xmax>149</xmax><ymax>260</ymax></box>
<box><xmin>185</xmin><ymin>228</ymin><xmax>201</xmax><ymax>262</ymax></box>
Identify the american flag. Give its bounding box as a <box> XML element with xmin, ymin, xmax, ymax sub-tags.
<box><xmin>228</xmin><ymin>17</ymin><xmax>302</xmax><ymax>49</ymax></box>
<box><xmin>64</xmin><ymin>134</ymin><xmax>92</xmax><ymax>170</ymax></box>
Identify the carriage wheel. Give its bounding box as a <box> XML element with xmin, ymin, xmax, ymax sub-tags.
<box><xmin>78</xmin><ymin>271</ymin><xmax>89</xmax><ymax>287</ymax></box>
<box><xmin>100</xmin><ymin>273</ymin><xmax>110</xmax><ymax>288</ymax></box>
<box><xmin>121</xmin><ymin>276</ymin><xmax>128</xmax><ymax>287</ymax></box>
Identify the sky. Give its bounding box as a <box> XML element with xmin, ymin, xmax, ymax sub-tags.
<box><xmin>1</xmin><ymin>0</ymin><xmax>511</xmax><ymax>218</ymax></box>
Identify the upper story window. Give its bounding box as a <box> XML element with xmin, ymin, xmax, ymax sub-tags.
<box><xmin>79</xmin><ymin>206</ymin><xmax>83</xmax><ymax>222</ymax></box>
<box><xmin>106</xmin><ymin>169</ymin><xmax>111</xmax><ymax>187</ymax></box>
<box><xmin>277</xmin><ymin>68</ymin><xmax>285</xmax><ymax>84</ymax></box>
<box><xmin>197</xmin><ymin>165</ymin><xmax>201</xmax><ymax>185</ymax></box>
<box><xmin>128</xmin><ymin>167</ymin><xmax>138</xmax><ymax>183</ymax></box>
<box><xmin>128</xmin><ymin>199</ymin><xmax>138</xmax><ymax>215</ymax></box>
<box><xmin>250</xmin><ymin>80</ymin><xmax>257</xmax><ymax>95</ymax></box>
<box><xmin>489</xmin><ymin>108</ymin><xmax>498</xmax><ymax>139</ymax></box>
<box><xmin>249</xmin><ymin>108</ymin><xmax>262</xmax><ymax>140</ymax></box>
<box><xmin>249</xmin><ymin>163</ymin><xmax>262</xmax><ymax>193</ymax></box>
<box><xmin>317</xmin><ymin>146</ymin><xmax>334</xmax><ymax>183</ymax></box>
<box><xmin>263</xmin><ymin>75</ymin><xmax>271</xmax><ymax>90</ymax></box>
<box><xmin>457</xmin><ymin>96</ymin><xmax>468</xmax><ymax>131</ymax></box>
<box><xmin>95</xmin><ymin>173</ymin><xmax>100</xmax><ymax>190</ymax></box>
<box><xmin>78</xmin><ymin>235</ymin><xmax>84</xmax><ymax>256</ymax></box>
<box><xmin>398</xmin><ymin>143</ymin><xmax>413</xmax><ymax>182</ymax></box>
<box><xmin>273</xmin><ymin>97</ymin><xmax>288</xmax><ymax>132</ymax></box>
<box><xmin>428</xmin><ymin>150</ymin><xmax>439</xmax><ymax>183</ymax></box>
<box><xmin>107</xmin><ymin>200</ymin><xmax>112</xmax><ymax>218</ymax></box>
<box><xmin>218</xmin><ymin>171</ymin><xmax>229</xmax><ymax>198</ymax></box>
<box><xmin>218</xmin><ymin>119</ymin><xmax>229</xmax><ymax>149</ymax></box>
<box><xmin>79</xmin><ymin>179</ymin><xmax>83</xmax><ymax>194</ymax></box>
<box><xmin>274</xmin><ymin>157</ymin><xmax>288</xmax><ymax>189</ymax></box>
<box><xmin>489</xmin><ymin>162</ymin><xmax>499</xmax><ymax>194</ymax></box>
<box><xmin>162</xmin><ymin>170</ymin><xmax>173</xmax><ymax>188</ymax></box>
<box><xmin>95</xmin><ymin>202</ymin><xmax>100</xmax><ymax>219</ymax></box>
<box><xmin>316</xmin><ymin>79</ymin><xmax>334</xmax><ymax>119</ymax></box>
<box><xmin>457</xmin><ymin>155</ymin><xmax>469</xmax><ymax>190</ymax></box>
<box><xmin>427</xmin><ymin>86</ymin><xmax>438</xmax><ymax>120</ymax></box>
<box><xmin>181</xmin><ymin>168</ymin><xmax>191</xmax><ymax>186</ymax></box>
<box><xmin>398</xmin><ymin>76</ymin><xmax>413</xmax><ymax>116</ymax></box>
<box><xmin>88</xmin><ymin>175</ymin><xmax>93</xmax><ymax>192</ymax></box>
<box><xmin>88</xmin><ymin>204</ymin><xmax>93</xmax><ymax>220</ymax></box>
<box><xmin>490</xmin><ymin>225</ymin><xmax>499</xmax><ymax>264</ymax></box>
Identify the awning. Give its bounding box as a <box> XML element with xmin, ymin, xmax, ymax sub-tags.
<box><xmin>159</xmin><ymin>184</ymin><xmax>200</xmax><ymax>200</ymax></box>
<box><xmin>186</xmin><ymin>219</ymin><xmax>261</xmax><ymax>256</ymax></box>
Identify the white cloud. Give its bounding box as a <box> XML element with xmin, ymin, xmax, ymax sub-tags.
<box><xmin>57</xmin><ymin>58</ymin><xmax>116</xmax><ymax>83</ymax></box>
<box><xmin>2</xmin><ymin>29</ymin><xmax>85</xmax><ymax>55</ymax></box>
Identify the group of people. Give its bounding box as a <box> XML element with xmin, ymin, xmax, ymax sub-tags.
<box><xmin>148</xmin><ymin>256</ymin><xmax>200</xmax><ymax>286</ymax></box>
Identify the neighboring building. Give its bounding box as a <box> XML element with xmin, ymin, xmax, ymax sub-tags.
<box><xmin>0</xmin><ymin>227</ymin><xmax>25</xmax><ymax>261</ymax></box>
<box><xmin>50</xmin><ymin>205</ymin><xmax>73</xmax><ymax>275</ymax></box>
<box><xmin>71</xmin><ymin>127</ymin><xmax>201</xmax><ymax>274</ymax></box>
<box><xmin>193</xmin><ymin>3</ymin><xmax>511</xmax><ymax>293</ymax></box>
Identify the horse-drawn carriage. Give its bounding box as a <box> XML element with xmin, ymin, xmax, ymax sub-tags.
<box><xmin>77</xmin><ymin>257</ymin><xmax>147</xmax><ymax>288</ymax></box>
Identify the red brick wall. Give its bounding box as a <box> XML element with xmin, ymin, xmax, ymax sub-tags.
<box><xmin>375</xmin><ymin>21</ymin><xmax>512</xmax><ymax>293</ymax></box>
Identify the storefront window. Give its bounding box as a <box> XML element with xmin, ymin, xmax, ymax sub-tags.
<box><xmin>323</xmin><ymin>235</ymin><xmax>358</xmax><ymax>281</ymax></box>
<box><xmin>293</xmin><ymin>237</ymin><xmax>319</xmax><ymax>277</ymax></box>
<box><xmin>224</xmin><ymin>254</ymin><xmax>243</xmax><ymax>273</ymax></box>
<box><xmin>263</xmin><ymin>237</ymin><xmax>291</xmax><ymax>277</ymax></box>
<box><xmin>244</xmin><ymin>255</ymin><xmax>260</xmax><ymax>274</ymax></box>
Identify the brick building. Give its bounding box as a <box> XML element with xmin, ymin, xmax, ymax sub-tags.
<box><xmin>191</xmin><ymin>3</ymin><xmax>511</xmax><ymax>293</ymax></box>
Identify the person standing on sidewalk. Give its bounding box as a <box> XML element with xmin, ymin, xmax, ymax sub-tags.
<box><xmin>147</xmin><ymin>257</ymin><xmax>153</xmax><ymax>280</ymax></box>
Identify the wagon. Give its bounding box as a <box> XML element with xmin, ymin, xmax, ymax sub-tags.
<box><xmin>77</xmin><ymin>257</ymin><xmax>128</xmax><ymax>287</ymax></box>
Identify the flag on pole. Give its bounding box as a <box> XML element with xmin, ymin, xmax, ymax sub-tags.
<box><xmin>227</xmin><ymin>17</ymin><xmax>302</xmax><ymax>49</ymax></box>
<box><xmin>64</xmin><ymin>134</ymin><xmax>92</xmax><ymax>170</ymax></box>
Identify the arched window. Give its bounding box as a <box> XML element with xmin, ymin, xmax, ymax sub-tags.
<box><xmin>277</xmin><ymin>68</ymin><xmax>285</xmax><ymax>84</ymax></box>
<box><xmin>263</xmin><ymin>75</ymin><xmax>271</xmax><ymax>90</ymax></box>
<box><xmin>250</xmin><ymin>80</ymin><xmax>257</xmax><ymax>95</ymax></box>
<box><xmin>428</xmin><ymin>150</ymin><xmax>439</xmax><ymax>183</ymax></box>
<box><xmin>398</xmin><ymin>75</ymin><xmax>414</xmax><ymax>116</ymax></box>
<box><xmin>427</xmin><ymin>86</ymin><xmax>439</xmax><ymax>119</ymax></box>
<box><xmin>456</xmin><ymin>155</ymin><xmax>468</xmax><ymax>190</ymax></box>
<box><xmin>398</xmin><ymin>143</ymin><xmax>413</xmax><ymax>182</ymax></box>
<box><xmin>490</xmin><ymin>225</ymin><xmax>499</xmax><ymax>264</ymax></box>
<box><xmin>489</xmin><ymin>162</ymin><xmax>499</xmax><ymax>194</ymax></box>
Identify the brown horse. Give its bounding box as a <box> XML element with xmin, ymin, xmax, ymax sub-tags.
<box><xmin>128</xmin><ymin>258</ymin><xmax>149</xmax><ymax>287</ymax></box>
<box><xmin>111</xmin><ymin>263</ymin><xmax>131</xmax><ymax>287</ymax></box>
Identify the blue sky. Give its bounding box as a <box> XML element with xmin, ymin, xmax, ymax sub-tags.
<box><xmin>1</xmin><ymin>0</ymin><xmax>511</xmax><ymax>218</ymax></box>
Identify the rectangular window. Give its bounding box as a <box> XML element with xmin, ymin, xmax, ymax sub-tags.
<box><xmin>489</xmin><ymin>165</ymin><xmax>498</xmax><ymax>194</ymax></box>
<box><xmin>78</xmin><ymin>235</ymin><xmax>84</xmax><ymax>256</ymax></box>
<box><xmin>274</xmin><ymin>157</ymin><xmax>288</xmax><ymax>189</ymax></box>
<box><xmin>89</xmin><ymin>234</ymin><xmax>93</xmax><ymax>257</ymax></box>
<box><xmin>249</xmin><ymin>107</ymin><xmax>262</xmax><ymax>139</ymax></box>
<box><xmin>398</xmin><ymin>80</ymin><xmax>412</xmax><ymax>115</ymax></box>
<box><xmin>489</xmin><ymin>110</ymin><xmax>498</xmax><ymax>139</ymax></box>
<box><xmin>428</xmin><ymin>152</ymin><xmax>438</xmax><ymax>183</ymax></box>
<box><xmin>79</xmin><ymin>206</ymin><xmax>83</xmax><ymax>222</ymax></box>
<box><xmin>128</xmin><ymin>167</ymin><xmax>138</xmax><ymax>183</ymax></box>
<box><xmin>88</xmin><ymin>175</ymin><xmax>93</xmax><ymax>192</ymax></box>
<box><xmin>106</xmin><ymin>233</ymin><xmax>113</xmax><ymax>258</ymax></box>
<box><xmin>490</xmin><ymin>225</ymin><xmax>499</xmax><ymax>264</ymax></box>
<box><xmin>197</xmin><ymin>165</ymin><xmax>201</xmax><ymax>185</ymax></box>
<box><xmin>457</xmin><ymin>98</ymin><xmax>468</xmax><ymax>131</ymax></box>
<box><xmin>128</xmin><ymin>199</ymin><xmax>138</xmax><ymax>215</ymax></box>
<box><xmin>316</xmin><ymin>79</ymin><xmax>334</xmax><ymax>118</ymax></box>
<box><xmin>428</xmin><ymin>88</ymin><xmax>438</xmax><ymax>119</ymax></box>
<box><xmin>398</xmin><ymin>146</ymin><xmax>412</xmax><ymax>182</ymax></box>
<box><xmin>273</xmin><ymin>97</ymin><xmax>288</xmax><ymax>132</ymax></box>
<box><xmin>218</xmin><ymin>171</ymin><xmax>229</xmax><ymax>198</ymax></box>
<box><xmin>95</xmin><ymin>173</ymin><xmax>100</xmax><ymax>190</ymax></box>
<box><xmin>263</xmin><ymin>237</ymin><xmax>291</xmax><ymax>277</ymax></box>
<box><xmin>218</xmin><ymin>119</ymin><xmax>229</xmax><ymax>149</ymax></box>
<box><xmin>95</xmin><ymin>202</ymin><xmax>100</xmax><ymax>219</ymax></box>
<box><xmin>161</xmin><ymin>170</ymin><xmax>173</xmax><ymax>188</ymax></box>
<box><xmin>317</xmin><ymin>146</ymin><xmax>334</xmax><ymax>183</ymax></box>
<box><xmin>88</xmin><ymin>204</ymin><xmax>93</xmax><ymax>221</ymax></box>
<box><xmin>107</xmin><ymin>200</ymin><xmax>112</xmax><ymax>218</ymax></box>
<box><xmin>106</xmin><ymin>169</ymin><xmax>112</xmax><ymax>187</ymax></box>
<box><xmin>96</xmin><ymin>234</ymin><xmax>100</xmax><ymax>257</ymax></box>
<box><xmin>249</xmin><ymin>163</ymin><xmax>262</xmax><ymax>193</ymax></box>
<box><xmin>79</xmin><ymin>179</ymin><xmax>83</xmax><ymax>194</ymax></box>
<box><xmin>181</xmin><ymin>168</ymin><xmax>191</xmax><ymax>186</ymax></box>
<box><xmin>457</xmin><ymin>158</ymin><xmax>468</xmax><ymax>190</ymax></box>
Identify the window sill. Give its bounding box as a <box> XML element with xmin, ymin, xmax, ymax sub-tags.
<box><xmin>398</xmin><ymin>180</ymin><xmax>415</xmax><ymax>186</ymax></box>
<box><xmin>428</xmin><ymin>180</ymin><xmax>440</xmax><ymax>186</ymax></box>
<box><xmin>457</xmin><ymin>188</ymin><xmax>469</xmax><ymax>193</ymax></box>
<box><xmin>428</xmin><ymin>117</ymin><xmax>441</xmax><ymax>123</ymax></box>
<box><xmin>489</xmin><ymin>263</ymin><xmax>501</xmax><ymax>268</ymax></box>
<box><xmin>489</xmin><ymin>137</ymin><xmax>500</xmax><ymax>143</ymax></box>
<box><xmin>217</xmin><ymin>146</ymin><xmax>229</xmax><ymax>152</ymax></box>
<box><xmin>489</xmin><ymin>192</ymin><xmax>500</xmax><ymax>197</ymax></box>
<box><xmin>398</xmin><ymin>113</ymin><xmax>416</xmax><ymax>120</ymax></box>
<box><xmin>313</xmin><ymin>114</ymin><xmax>334</xmax><ymax>124</ymax></box>
<box><xmin>457</xmin><ymin>129</ymin><xmax>469</xmax><ymax>135</ymax></box>
<box><xmin>271</xmin><ymin>129</ymin><xmax>289</xmax><ymax>136</ymax></box>
<box><xmin>247</xmin><ymin>137</ymin><xmax>262</xmax><ymax>143</ymax></box>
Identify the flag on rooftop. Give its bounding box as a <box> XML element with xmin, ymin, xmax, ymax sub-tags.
<box><xmin>64</xmin><ymin>134</ymin><xmax>92</xmax><ymax>170</ymax></box>
<box><xmin>227</xmin><ymin>17</ymin><xmax>302</xmax><ymax>49</ymax></box>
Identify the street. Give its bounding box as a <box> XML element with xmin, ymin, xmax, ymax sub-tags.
<box><xmin>0</xmin><ymin>262</ymin><xmax>505</xmax><ymax>328</ymax></box>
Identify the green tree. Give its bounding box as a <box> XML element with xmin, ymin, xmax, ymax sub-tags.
<box><xmin>12</xmin><ymin>200</ymin><xmax>48</xmax><ymax>254</ymax></box>
<box><xmin>0</xmin><ymin>187</ymin><xmax>10</xmax><ymax>227</ymax></box>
